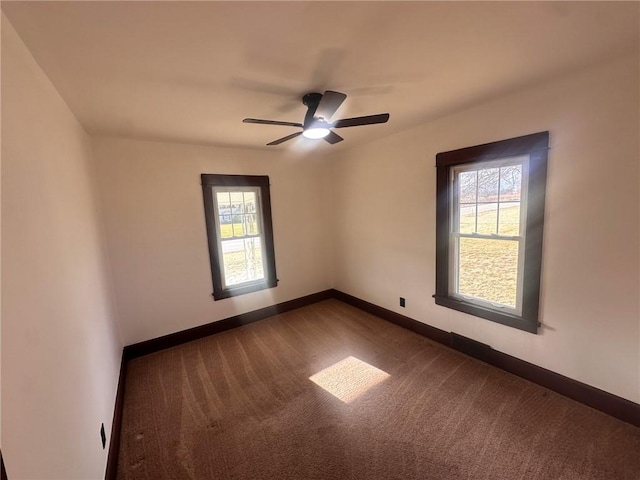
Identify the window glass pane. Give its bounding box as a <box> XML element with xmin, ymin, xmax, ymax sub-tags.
<box><xmin>458</xmin><ymin>237</ymin><xmax>519</xmax><ymax>308</ymax></box>
<box><xmin>232</xmin><ymin>221</ymin><xmax>244</xmax><ymax>237</ymax></box>
<box><xmin>244</xmin><ymin>213</ymin><xmax>259</xmax><ymax>235</ymax></box>
<box><xmin>216</xmin><ymin>191</ymin><xmax>232</xmax><ymax>238</ymax></box>
<box><xmin>459</xmin><ymin>171</ymin><xmax>477</xmax><ymax>204</ymax></box>
<box><xmin>499</xmin><ymin>165</ymin><xmax>522</xmax><ymax>202</ymax></box>
<box><xmin>216</xmin><ymin>190</ymin><xmax>262</xmax><ymax>238</ymax></box>
<box><xmin>242</xmin><ymin>192</ymin><xmax>259</xmax><ymax>236</ymax></box>
<box><xmin>458</xmin><ymin>204</ymin><xmax>476</xmax><ymax>234</ymax></box>
<box><xmin>216</xmin><ymin>191</ymin><xmax>231</xmax><ymax>209</ymax></box>
<box><xmin>244</xmin><ymin>191</ymin><xmax>256</xmax><ymax>211</ymax></box>
<box><xmin>498</xmin><ymin>202</ymin><xmax>520</xmax><ymax>235</ymax></box>
<box><xmin>476</xmin><ymin>203</ymin><xmax>498</xmax><ymax>234</ymax></box>
<box><xmin>219</xmin><ymin>224</ymin><xmax>233</xmax><ymax>239</ymax></box>
<box><xmin>477</xmin><ymin>168</ymin><xmax>499</xmax><ymax>203</ymax></box>
<box><xmin>221</xmin><ymin>238</ymin><xmax>264</xmax><ymax>286</ymax></box>
<box><xmin>229</xmin><ymin>191</ymin><xmax>244</xmax><ymax>205</ymax></box>
<box><xmin>227</xmin><ymin>192</ymin><xmax>244</xmax><ymax>237</ymax></box>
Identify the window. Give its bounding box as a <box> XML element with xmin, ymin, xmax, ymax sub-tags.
<box><xmin>201</xmin><ymin>174</ymin><xmax>277</xmax><ymax>300</ymax></box>
<box><xmin>434</xmin><ymin>132</ymin><xmax>549</xmax><ymax>333</ymax></box>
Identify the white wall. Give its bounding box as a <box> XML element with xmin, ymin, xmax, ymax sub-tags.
<box><xmin>92</xmin><ymin>137</ymin><xmax>334</xmax><ymax>345</ymax></box>
<box><xmin>1</xmin><ymin>15</ymin><xmax>122</xmax><ymax>479</ymax></box>
<box><xmin>330</xmin><ymin>53</ymin><xmax>640</xmax><ymax>404</ymax></box>
<box><xmin>1</xmin><ymin>7</ymin><xmax>637</xmax><ymax>480</ymax></box>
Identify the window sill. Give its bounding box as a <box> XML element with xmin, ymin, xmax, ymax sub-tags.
<box><xmin>213</xmin><ymin>279</ymin><xmax>278</xmax><ymax>301</ymax></box>
<box><xmin>433</xmin><ymin>295</ymin><xmax>538</xmax><ymax>334</ymax></box>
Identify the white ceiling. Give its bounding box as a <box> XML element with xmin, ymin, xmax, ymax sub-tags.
<box><xmin>3</xmin><ymin>1</ymin><xmax>638</xmax><ymax>152</ymax></box>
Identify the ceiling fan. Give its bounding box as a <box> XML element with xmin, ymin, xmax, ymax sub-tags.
<box><xmin>243</xmin><ymin>90</ymin><xmax>389</xmax><ymax>145</ymax></box>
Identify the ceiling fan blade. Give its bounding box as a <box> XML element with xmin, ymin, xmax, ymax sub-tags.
<box><xmin>243</xmin><ymin>118</ymin><xmax>303</xmax><ymax>128</ymax></box>
<box><xmin>332</xmin><ymin>113</ymin><xmax>390</xmax><ymax>128</ymax></box>
<box><xmin>323</xmin><ymin>130</ymin><xmax>343</xmax><ymax>144</ymax></box>
<box><xmin>315</xmin><ymin>90</ymin><xmax>347</xmax><ymax>121</ymax></box>
<box><xmin>267</xmin><ymin>131</ymin><xmax>303</xmax><ymax>146</ymax></box>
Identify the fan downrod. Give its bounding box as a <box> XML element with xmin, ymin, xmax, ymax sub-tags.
<box><xmin>302</xmin><ymin>93</ymin><xmax>323</xmax><ymax>126</ymax></box>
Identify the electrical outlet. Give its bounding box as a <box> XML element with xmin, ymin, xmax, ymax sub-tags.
<box><xmin>400</xmin><ymin>297</ymin><xmax>406</xmax><ymax>308</ymax></box>
<box><xmin>100</xmin><ymin>423</ymin><xmax>106</xmax><ymax>449</ymax></box>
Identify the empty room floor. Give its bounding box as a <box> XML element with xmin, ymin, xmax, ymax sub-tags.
<box><xmin>117</xmin><ymin>300</ymin><xmax>640</xmax><ymax>479</ymax></box>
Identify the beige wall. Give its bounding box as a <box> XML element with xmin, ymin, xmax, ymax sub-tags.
<box><xmin>1</xmin><ymin>16</ymin><xmax>122</xmax><ymax>479</ymax></box>
<box><xmin>1</xmin><ymin>9</ymin><xmax>638</xmax><ymax>479</ymax></box>
<box><xmin>92</xmin><ymin>137</ymin><xmax>334</xmax><ymax>345</ymax></box>
<box><xmin>330</xmin><ymin>53</ymin><xmax>640</xmax><ymax>404</ymax></box>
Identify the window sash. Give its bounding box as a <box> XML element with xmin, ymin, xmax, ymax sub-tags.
<box><xmin>211</xmin><ymin>186</ymin><xmax>268</xmax><ymax>291</ymax></box>
<box><xmin>449</xmin><ymin>156</ymin><xmax>529</xmax><ymax>316</ymax></box>
<box><xmin>449</xmin><ymin>235</ymin><xmax>525</xmax><ymax>314</ymax></box>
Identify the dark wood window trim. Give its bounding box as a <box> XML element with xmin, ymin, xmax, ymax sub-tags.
<box><xmin>201</xmin><ymin>174</ymin><xmax>277</xmax><ymax>300</ymax></box>
<box><xmin>434</xmin><ymin>131</ymin><xmax>549</xmax><ymax>333</ymax></box>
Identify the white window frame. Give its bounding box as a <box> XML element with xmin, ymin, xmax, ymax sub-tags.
<box><xmin>211</xmin><ymin>186</ymin><xmax>269</xmax><ymax>291</ymax></box>
<box><xmin>448</xmin><ymin>156</ymin><xmax>529</xmax><ymax>316</ymax></box>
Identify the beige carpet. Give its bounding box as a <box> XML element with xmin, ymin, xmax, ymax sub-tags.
<box><xmin>117</xmin><ymin>299</ymin><xmax>640</xmax><ymax>479</ymax></box>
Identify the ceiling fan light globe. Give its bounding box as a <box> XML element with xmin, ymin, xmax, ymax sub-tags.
<box><xmin>303</xmin><ymin>127</ymin><xmax>331</xmax><ymax>140</ymax></box>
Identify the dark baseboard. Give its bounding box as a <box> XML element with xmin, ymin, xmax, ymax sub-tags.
<box><xmin>488</xmin><ymin>349</ymin><xmax>640</xmax><ymax>427</ymax></box>
<box><xmin>1</xmin><ymin>448</ymin><xmax>7</xmax><ymax>480</ymax></box>
<box><xmin>333</xmin><ymin>289</ymin><xmax>640</xmax><ymax>428</ymax></box>
<box><xmin>123</xmin><ymin>289</ymin><xmax>334</xmax><ymax>360</ymax></box>
<box><xmin>331</xmin><ymin>290</ymin><xmax>451</xmax><ymax>346</ymax></box>
<box><xmin>105</xmin><ymin>353</ymin><xmax>127</xmax><ymax>480</ymax></box>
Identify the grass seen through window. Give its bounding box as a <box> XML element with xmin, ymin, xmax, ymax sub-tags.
<box><xmin>458</xmin><ymin>205</ymin><xmax>520</xmax><ymax>307</ymax></box>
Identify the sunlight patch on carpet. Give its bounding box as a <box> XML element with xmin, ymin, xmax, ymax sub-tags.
<box><xmin>309</xmin><ymin>356</ymin><xmax>390</xmax><ymax>403</ymax></box>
